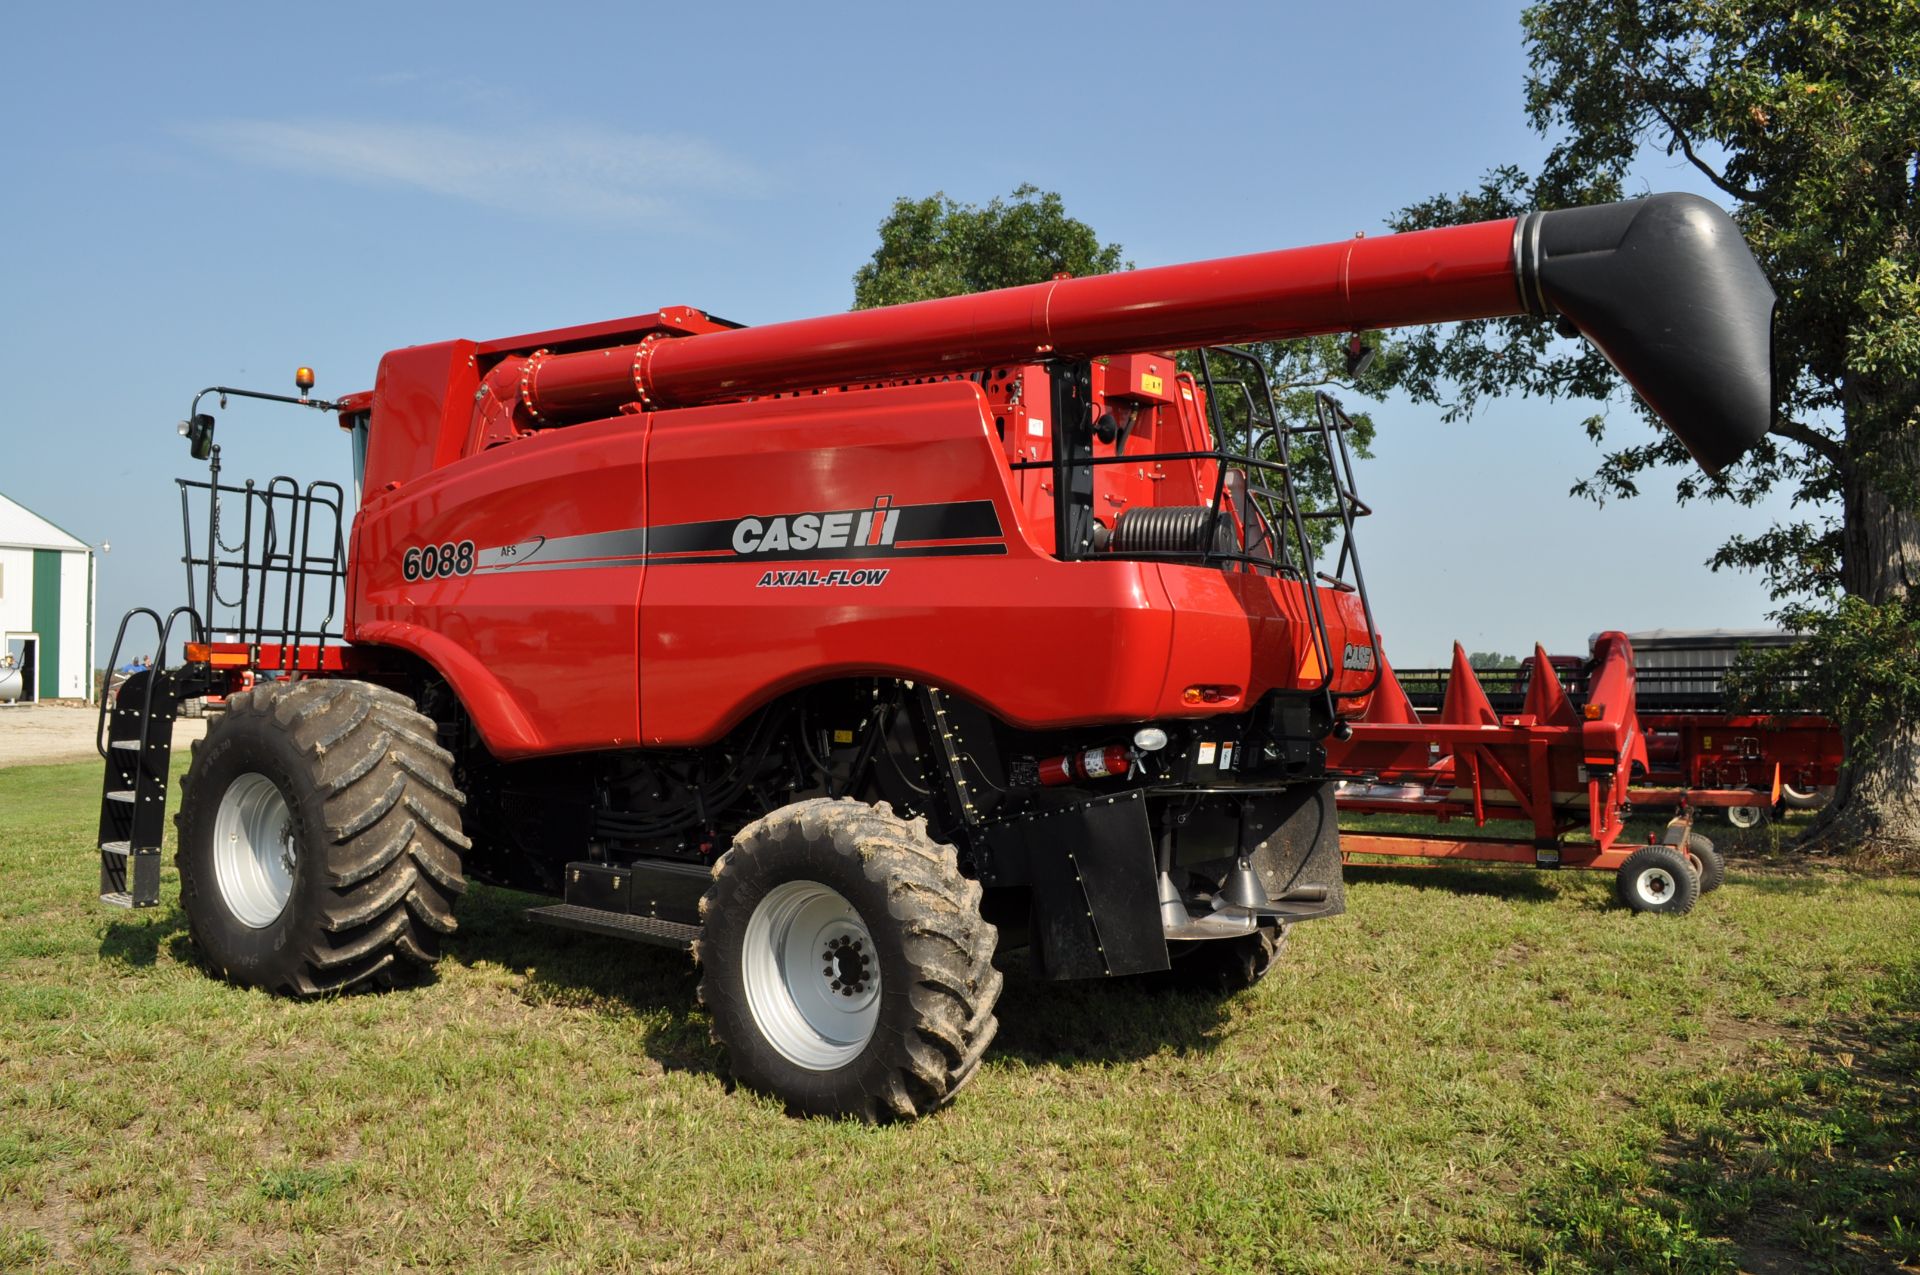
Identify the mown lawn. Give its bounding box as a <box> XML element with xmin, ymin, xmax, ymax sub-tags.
<box><xmin>1</xmin><ymin>758</ymin><xmax>1915</xmax><ymax>1273</ymax></box>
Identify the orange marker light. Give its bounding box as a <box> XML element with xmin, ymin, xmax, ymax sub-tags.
<box><xmin>295</xmin><ymin>367</ymin><xmax>316</xmax><ymax>392</ymax></box>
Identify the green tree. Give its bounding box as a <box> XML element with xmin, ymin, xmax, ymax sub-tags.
<box><xmin>1469</xmin><ymin>651</ymin><xmax>1524</xmax><ymax>671</ymax></box>
<box><xmin>852</xmin><ymin>185</ymin><xmax>1126</xmax><ymax>308</ymax></box>
<box><xmin>1388</xmin><ymin>2</ymin><xmax>1920</xmax><ymax>853</ymax></box>
<box><xmin>852</xmin><ymin>186</ymin><xmax>1389</xmax><ymax>564</ymax></box>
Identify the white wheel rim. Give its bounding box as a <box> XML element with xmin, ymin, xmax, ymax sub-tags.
<box><xmin>213</xmin><ymin>772</ymin><xmax>297</xmax><ymax>928</ymax></box>
<box><xmin>741</xmin><ymin>880</ymin><xmax>880</xmax><ymax>1071</ymax></box>
<box><xmin>1633</xmin><ymin>866</ymin><xmax>1677</xmax><ymax>908</ymax></box>
<box><xmin>1728</xmin><ymin>805</ymin><xmax>1762</xmax><ymax>828</ymax></box>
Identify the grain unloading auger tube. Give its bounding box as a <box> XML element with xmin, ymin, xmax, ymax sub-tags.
<box><xmin>485</xmin><ymin>192</ymin><xmax>1774</xmax><ymax>474</ymax></box>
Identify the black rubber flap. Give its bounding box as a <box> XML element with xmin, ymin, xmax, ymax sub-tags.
<box><xmin>1525</xmin><ymin>194</ymin><xmax>1775</xmax><ymax>475</ymax></box>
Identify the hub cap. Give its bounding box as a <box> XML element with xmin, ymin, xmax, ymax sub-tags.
<box><xmin>213</xmin><ymin>772</ymin><xmax>297</xmax><ymax>928</ymax></box>
<box><xmin>1728</xmin><ymin>805</ymin><xmax>1763</xmax><ymax>829</ymax></box>
<box><xmin>1632</xmin><ymin>865</ymin><xmax>1677</xmax><ymax>908</ymax></box>
<box><xmin>741</xmin><ymin>880</ymin><xmax>880</xmax><ymax>1071</ymax></box>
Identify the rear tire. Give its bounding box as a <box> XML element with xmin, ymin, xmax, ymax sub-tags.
<box><xmin>1614</xmin><ymin>844</ymin><xmax>1700</xmax><ymax>915</ymax></box>
<box><xmin>1166</xmin><ymin>928</ymin><xmax>1287</xmax><ymax>993</ymax></box>
<box><xmin>697</xmin><ymin>798</ymin><xmax>1000</xmax><ymax>1122</ymax></box>
<box><xmin>175</xmin><ymin>679</ymin><xmax>468</xmax><ymax>996</ymax></box>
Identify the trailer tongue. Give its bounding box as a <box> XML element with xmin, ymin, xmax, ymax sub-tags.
<box><xmin>97</xmin><ymin>192</ymin><xmax>1775</xmax><ymax>1120</ymax></box>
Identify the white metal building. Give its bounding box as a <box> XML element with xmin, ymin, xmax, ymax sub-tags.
<box><xmin>0</xmin><ymin>493</ymin><xmax>96</xmax><ymax>703</ymax></box>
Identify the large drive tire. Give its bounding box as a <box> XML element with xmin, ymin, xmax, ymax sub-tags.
<box><xmin>697</xmin><ymin>798</ymin><xmax>1001</xmax><ymax>1122</ymax></box>
<box><xmin>1614</xmin><ymin>844</ymin><xmax>1700</xmax><ymax>915</ymax></box>
<box><xmin>1166</xmin><ymin>927</ymin><xmax>1288</xmax><ymax>993</ymax></box>
<box><xmin>175</xmin><ymin>679</ymin><xmax>468</xmax><ymax>996</ymax></box>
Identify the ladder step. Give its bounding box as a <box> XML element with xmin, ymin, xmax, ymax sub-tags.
<box><xmin>106</xmin><ymin>790</ymin><xmax>136</xmax><ymax>803</ymax></box>
<box><xmin>110</xmin><ymin>739</ymin><xmax>141</xmax><ymax>751</ymax></box>
<box><xmin>100</xmin><ymin>840</ymin><xmax>130</xmax><ymax>856</ymax></box>
<box><xmin>525</xmin><ymin>904</ymin><xmax>700</xmax><ymax>951</ymax></box>
<box><xmin>100</xmin><ymin>892</ymin><xmax>134</xmax><ymax>909</ymax></box>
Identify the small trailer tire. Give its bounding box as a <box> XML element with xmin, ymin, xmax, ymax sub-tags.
<box><xmin>174</xmin><ymin>679</ymin><xmax>469</xmax><ymax>996</ymax></box>
<box><xmin>1726</xmin><ymin>802</ymin><xmax>1768</xmax><ymax>829</ymax></box>
<box><xmin>698</xmin><ymin>798</ymin><xmax>1001</xmax><ymax>1123</ymax></box>
<box><xmin>1663</xmin><ymin>827</ymin><xmax>1726</xmax><ymax>894</ymax></box>
<box><xmin>1614</xmin><ymin>844</ymin><xmax>1701</xmax><ymax>915</ymax></box>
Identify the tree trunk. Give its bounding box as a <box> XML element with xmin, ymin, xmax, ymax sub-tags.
<box><xmin>1801</xmin><ymin>384</ymin><xmax>1920</xmax><ymax>856</ymax></box>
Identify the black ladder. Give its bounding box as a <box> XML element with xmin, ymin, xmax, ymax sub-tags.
<box><xmin>95</xmin><ymin>606</ymin><xmax>205</xmax><ymax>908</ymax></box>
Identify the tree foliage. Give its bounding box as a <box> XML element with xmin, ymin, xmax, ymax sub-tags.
<box><xmin>1388</xmin><ymin>1</ymin><xmax>1920</xmax><ymax>848</ymax></box>
<box><xmin>851</xmin><ymin>185</ymin><xmax>1127</xmax><ymax>310</ymax></box>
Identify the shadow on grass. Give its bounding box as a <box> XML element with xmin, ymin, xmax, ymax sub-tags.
<box><xmin>1341</xmin><ymin>862</ymin><xmax>1561</xmax><ymax>903</ymax></box>
<box><xmin>1523</xmin><ymin>957</ymin><xmax>1920</xmax><ymax>1273</ymax></box>
<box><xmin>99</xmin><ymin>906</ymin><xmax>189</xmax><ymax>968</ymax></box>
<box><xmin>448</xmin><ymin>882</ymin><xmax>1238</xmax><ymax>1079</ymax></box>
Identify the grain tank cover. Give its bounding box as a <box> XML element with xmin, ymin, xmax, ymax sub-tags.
<box><xmin>1516</xmin><ymin>193</ymin><xmax>1775</xmax><ymax>475</ymax></box>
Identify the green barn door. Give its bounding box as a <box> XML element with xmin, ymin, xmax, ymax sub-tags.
<box><xmin>32</xmin><ymin>549</ymin><xmax>61</xmax><ymax>699</ymax></box>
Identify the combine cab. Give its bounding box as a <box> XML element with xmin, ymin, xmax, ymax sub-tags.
<box><xmin>96</xmin><ymin>194</ymin><xmax>1776</xmax><ymax>1119</ymax></box>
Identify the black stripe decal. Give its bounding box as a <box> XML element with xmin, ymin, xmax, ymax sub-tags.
<box><xmin>473</xmin><ymin>499</ymin><xmax>1009</xmax><ymax>574</ymax></box>
<box><xmin>647</xmin><ymin>543</ymin><xmax>1007</xmax><ymax>566</ymax></box>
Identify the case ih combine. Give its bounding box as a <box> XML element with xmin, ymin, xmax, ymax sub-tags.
<box><xmin>98</xmin><ymin>193</ymin><xmax>1774</xmax><ymax>1120</ymax></box>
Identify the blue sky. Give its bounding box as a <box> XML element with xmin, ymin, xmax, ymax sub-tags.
<box><xmin>1</xmin><ymin>2</ymin><xmax>1802</xmax><ymax>667</ymax></box>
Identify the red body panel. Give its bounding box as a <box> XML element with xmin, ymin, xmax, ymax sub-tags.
<box><xmin>350</xmin><ymin>412</ymin><xmax>650</xmax><ymax>755</ymax></box>
<box><xmin>348</xmin><ymin>377</ymin><xmax>1370</xmax><ymax>757</ymax></box>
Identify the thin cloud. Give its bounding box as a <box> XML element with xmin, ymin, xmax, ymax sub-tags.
<box><xmin>180</xmin><ymin>118</ymin><xmax>763</xmax><ymax>223</ymax></box>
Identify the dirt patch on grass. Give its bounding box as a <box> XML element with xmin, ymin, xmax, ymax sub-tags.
<box><xmin>0</xmin><ymin>704</ymin><xmax>205</xmax><ymax>767</ymax></box>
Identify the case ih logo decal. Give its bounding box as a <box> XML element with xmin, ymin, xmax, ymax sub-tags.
<box><xmin>460</xmin><ymin>498</ymin><xmax>1005</xmax><ymax>577</ymax></box>
<box><xmin>730</xmin><ymin>496</ymin><xmax>901</xmax><ymax>556</ymax></box>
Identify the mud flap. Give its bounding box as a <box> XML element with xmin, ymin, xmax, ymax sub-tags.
<box><xmin>1002</xmin><ymin>792</ymin><xmax>1169</xmax><ymax>980</ymax></box>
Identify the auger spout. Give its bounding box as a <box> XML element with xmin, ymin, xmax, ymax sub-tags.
<box><xmin>498</xmin><ymin>193</ymin><xmax>1774</xmax><ymax>475</ymax></box>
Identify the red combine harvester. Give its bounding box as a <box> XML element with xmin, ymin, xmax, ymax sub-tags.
<box><xmin>1328</xmin><ymin>629</ymin><xmax>1842</xmax><ymax>914</ymax></box>
<box><xmin>96</xmin><ymin>194</ymin><xmax>1774</xmax><ymax>1119</ymax></box>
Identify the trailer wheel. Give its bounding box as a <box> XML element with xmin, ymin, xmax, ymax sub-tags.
<box><xmin>1726</xmin><ymin>802</ymin><xmax>1768</xmax><ymax>830</ymax></box>
<box><xmin>174</xmin><ymin>679</ymin><xmax>468</xmax><ymax>996</ymax></box>
<box><xmin>1663</xmin><ymin>827</ymin><xmax>1725</xmax><ymax>894</ymax></box>
<box><xmin>697</xmin><ymin>798</ymin><xmax>1001</xmax><ymax>1122</ymax></box>
<box><xmin>1614</xmin><ymin>844</ymin><xmax>1700</xmax><ymax>915</ymax></box>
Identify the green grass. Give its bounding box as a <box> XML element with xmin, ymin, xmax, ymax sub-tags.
<box><xmin>1</xmin><ymin>760</ymin><xmax>1915</xmax><ymax>1273</ymax></box>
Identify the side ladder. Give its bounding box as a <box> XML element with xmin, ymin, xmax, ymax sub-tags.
<box><xmin>96</xmin><ymin>607</ymin><xmax>206</xmax><ymax>908</ymax></box>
